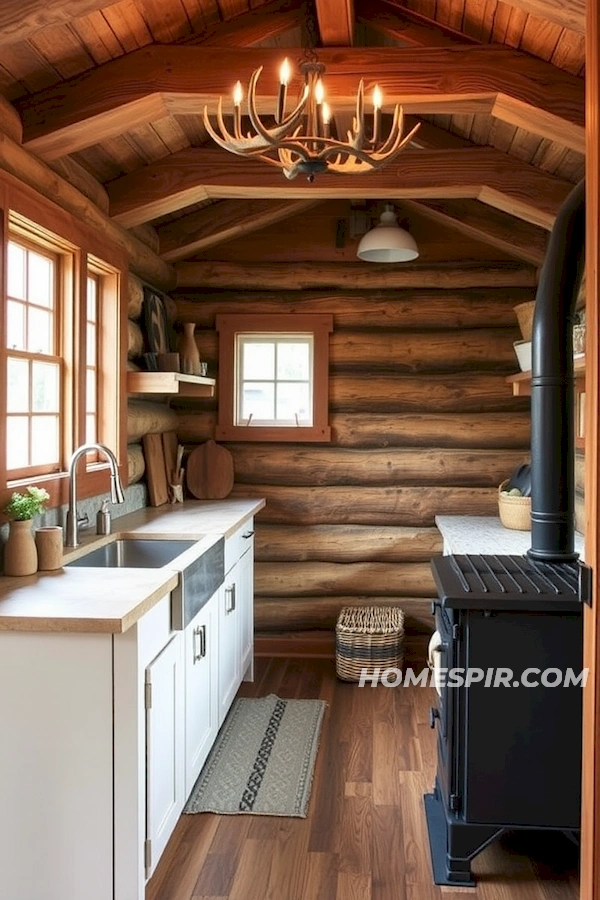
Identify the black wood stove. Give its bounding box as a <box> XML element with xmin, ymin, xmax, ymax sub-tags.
<box><xmin>424</xmin><ymin>180</ymin><xmax>587</xmax><ymax>886</ymax></box>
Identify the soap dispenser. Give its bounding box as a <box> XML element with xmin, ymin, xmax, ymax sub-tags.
<box><xmin>96</xmin><ymin>499</ymin><xmax>111</xmax><ymax>535</ymax></box>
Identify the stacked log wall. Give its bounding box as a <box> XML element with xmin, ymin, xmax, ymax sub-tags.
<box><xmin>173</xmin><ymin>283</ymin><xmax>533</xmax><ymax>637</ymax></box>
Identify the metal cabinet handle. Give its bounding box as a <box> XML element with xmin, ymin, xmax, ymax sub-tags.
<box><xmin>242</xmin><ymin>530</ymin><xmax>254</xmax><ymax>539</ymax></box>
<box><xmin>429</xmin><ymin>707</ymin><xmax>440</xmax><ymax>729</ymax></box>
<box><xmin>225</xmin><ymin>584</ymin><xmax>236</xmax><ymax>613</ymax></box>
<box><xmin>193</xmin><ymin>624</ymin><xmax>207</xmax><ymax>663</ymax></box>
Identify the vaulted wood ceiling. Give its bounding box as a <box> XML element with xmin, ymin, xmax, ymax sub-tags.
<box><xmin>0</xmin><ymin>0</ymin><xmax>586</xmax><ymax>275</ymax></box>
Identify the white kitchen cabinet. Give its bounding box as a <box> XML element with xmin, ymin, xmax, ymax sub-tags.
<box><xmin>218</xmin><ymin>566</ymin><xmax>241</xmax><ymax>724</ymax></box>
<box><xmin>185</xmin><ymin>588</ymin><xmax>219</xmax><ymax>795</ymax></box>
<box><xmin>238</xmin><ymin>532</ymin><xmax>254</xmax><ymax>682</ymax></box>
<box><xmin>145</xmin><ymin>632</ymin><xmax>185</xmax><ymax>878</ymax></box>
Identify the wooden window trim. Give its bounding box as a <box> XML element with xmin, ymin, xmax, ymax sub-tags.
<box><xmin>0</xmin><ymin>176</ymin><xmax>128</xmax><ymax>512</ymax></box>
<box><xmin>215</xmin><ymin>313</ymin><xmax>332</xmax><ymax>443</ymax></box>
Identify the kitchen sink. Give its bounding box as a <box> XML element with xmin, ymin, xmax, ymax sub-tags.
<box><xmin>66</xmin><ymin>538</ymin><xmax>197</xmax><ymax>568</ymax></box>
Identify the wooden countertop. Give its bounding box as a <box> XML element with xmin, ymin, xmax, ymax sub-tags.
<box><xmin>0</xmin><ymin>498</ymin><xmax>265</xmax><ymax>634</ymax></box>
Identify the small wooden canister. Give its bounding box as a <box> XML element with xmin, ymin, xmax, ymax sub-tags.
<box><xmin>35</xmin><ymin>526</ymin><xmax>64</xmax><ymax>571</ymax></box>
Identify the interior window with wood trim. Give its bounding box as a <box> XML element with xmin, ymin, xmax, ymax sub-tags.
<box><xmin>2</xmin><ymin>213</ymin><xmax>123</xmax><ymax>506</ymax></box>
<box><xmin>216</xmin><ymin>314</ymin><xmax>332</xmax><ymax>443</ymax></box>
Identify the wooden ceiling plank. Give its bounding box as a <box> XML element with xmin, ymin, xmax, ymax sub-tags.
<box><xmin>183</xmin><ymin>0</ymin><xmax>304</xmax><ymax>46</ymax></box>
<box><xmin>0</xmin><ymin>0</ymin><xmax>113</xmax><ymax>46</ymax></box>
<box><xmin>314</xmin><ymin>0</ymin><xmax>354</xmax><ymax>46</ymax></box>
<box><xmin>490</xmin><ymin>0</ymin><xmax>584</xmax><ymax>35</ymax></box>
<box><xmin>355</xmin><ymin>0</ymin><xmax>480</xmax><ymax>47</ymax></box>
<box><xmin>17</xmin><ymin>45</ymin><xmax>585</xmax><ymax>159</ymax></box>
<box><xmin>402</xmin><ymin>198</ymin><xmax>547</xmax><ymax>265</ymax></box>
<box><xmin>105</xmin><ymin>145</ymin><xmax>572</xmax><ymax>230</ymax></box>
<box><xmin>158</xmin><ymin>198</ymin><xmax>322</xmax><ymax>261</ymax></box>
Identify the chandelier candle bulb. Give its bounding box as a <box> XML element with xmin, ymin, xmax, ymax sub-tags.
<box><xmin>277</xmin><ymin>57</ymin><xmax>290</xmax><ymax>124</ymax></box>
<box><xmin>372</xmin><ymin>85</ymin><xmax>382</xmax><ymax>145</ymax></box>
<box><xmin>233</xmin><ymin>80</ymin><xmax>243</xmax><ymax>136</ymax></box>
<box><xmin>322</xmin><ymin>102</ymin><xmax>331</xmax><ymax>139</ymax></box>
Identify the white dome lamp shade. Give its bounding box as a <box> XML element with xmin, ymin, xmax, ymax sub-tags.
<box><xmin>356</xmin><ymin>204</ymin><xmax>419</xmax><ymax>263</ymax></box>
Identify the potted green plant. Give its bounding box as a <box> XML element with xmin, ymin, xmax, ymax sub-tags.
<box><xmin>3</xmin><ymin>486</ymin><xmax>50</xmax><ymax>576</ymax></box>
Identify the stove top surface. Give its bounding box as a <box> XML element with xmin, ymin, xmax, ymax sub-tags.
<box><xmin>432</xmin><ymin>554</ymin><xmax>582</xmax><ymax>612</ymax></box>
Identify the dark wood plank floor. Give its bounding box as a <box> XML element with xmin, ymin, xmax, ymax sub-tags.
<box><xmin>146</xmin><ymin>657</ymin><xmax>580</xmax><ymax>900</ymax></box>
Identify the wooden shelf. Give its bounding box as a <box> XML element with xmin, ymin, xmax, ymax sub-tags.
<box><xmin>505</xmin><ymin>355</ymin><xmax>586</xmax><ymax>397</ymax></box>
<box><xmin>127</xmin><ymin>371</ymin><xmax>216</xmax><ymax>397</ymax></box>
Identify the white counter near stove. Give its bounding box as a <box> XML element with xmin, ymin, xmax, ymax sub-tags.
<box><xmin>435</xmin><ymin>515</ymin><xmax>584</xmax><ymax>558</ymax></box>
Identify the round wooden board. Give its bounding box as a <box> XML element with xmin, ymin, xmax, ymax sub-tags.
<box><xmin>186</xmin><ymin>440</ymin><xmax>234</xmax><ymax>499</ymax></box>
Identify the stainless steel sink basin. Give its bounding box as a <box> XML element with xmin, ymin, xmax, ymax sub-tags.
<box><xmin>66</xmin><ymin>538</ymin><xmax>197</xmax><ymax>568</ymax></box>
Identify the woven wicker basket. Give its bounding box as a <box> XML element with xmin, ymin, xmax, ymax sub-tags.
<box><xmin>513</xmin><ymin>301</ymin><xmax>535</xmax><ymax>341</ymax></box>
<box><xmin>498</xmin><ymin>478</ymin><xmax>531</xmax><ymax>531</ymax></box>
<box><xmin>335</xmin><ymin>606</ymin><xmax>405</xmax><ymax>682</ymax></box>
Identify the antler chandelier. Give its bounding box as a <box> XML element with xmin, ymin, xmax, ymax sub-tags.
<box><xmin>203</xmin><ymin>51</ymin><xmax>420</xmax><ymax>182</ymax></box>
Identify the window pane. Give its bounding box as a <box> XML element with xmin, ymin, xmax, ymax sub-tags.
<box><xmin>28</xmin><ymin>252</ymin><xmax>53</xmax><ymax>308</ymax></box>
<box><xmin>276</xmin><ymin>382</ymin><xmax>312</xmax><ymax>423</ymax></box>
<box><xmin>86</xmin><ymin>414</ymin><xmax>96</xmax><ymax>445</ymax></box>
<box><xmin>87</xmin><ymin>322</ymin><xmax>96</xmax><ymax>366</ymax></box>
<box><xmin>6</xmin><ymin>301</ymin><xmax>25</xmax><ymax>350</ymax></box>
<box><xmin>32</xmin><ymin>361</ymin><xmax>60</xmax><ymax>412</ymax></box>
<box><xmin>7</xmin><ymin>358</ymin><xmax>29</xmax><ymax>413</ymax></box>
<box><xmin>242</xmin><ymin>342</ymin><xmax>274</xmax><ymax>380</ymax></box>
<box><xmin>86</xmin><ymin>369</ymin><xmax>96</xmax><ymax>413</ymax></box>
<box><xmin>240</xmin><ymin>383</ymin><xmax>274</xmax><ymax>422</ymax></box>
<box><xmin>7</xmin><ymin>242</ymin><xmax>26</xmax><ymax>300</ymax></box>
<box><xmin>277</xmin><ymin>341</ymin><xmax>310</xmax><ymax>380</ymax></box>
<box><xmin>27</xmin><ymin>307</ymin><xmax>53</xmax><ymax>354</ymax></box>
<box><xmin>87</xmin><ymin>277</ymin><xmax>97</xmax><ymax>321</ymax></box>
<box><xmin>6</xmin><ymin>416</ymin><xmax>29</xmax><ymax>469</ymax></box>
<box><xmin>31</xmin><ymin>416</ymin><xmax>59</xmax><ymax>466</ymax></box>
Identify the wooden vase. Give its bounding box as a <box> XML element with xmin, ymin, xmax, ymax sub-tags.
<box><xmin>4</xmin><ymin>519</ymin><xmax>38</xmax><ymax>576</ymax></box>
<box><xmin>179</xmin><ymin>322</ymin><xmax>201</xmax><ymax>376</ymax></box>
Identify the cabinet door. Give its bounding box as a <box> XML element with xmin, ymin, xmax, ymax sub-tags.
<box><xmin>218</xmin><ymin>566</ymin><xmax>241</xmax><ymax>726</ymax></box>
<box><xmin>185</xmin><ymin>590</ymin><xmax>219</xmax><ymax>796</ymax></box>
<box><xmin>145</xmin><ymin>633</ymin><xmax>185</xmax><ymax>878</ymax></box>
<box><xmin>239</xmin><ymin>545</ymin><xmax>254</xmax><ymax>682</ymax></box>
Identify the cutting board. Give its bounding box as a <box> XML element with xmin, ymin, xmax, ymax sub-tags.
<box><xmin>142</xmin><ymin>433</ymin><xmax>169</xmax><ymax>506</ymax></box>
<box><xmin>186</xmin><ymin>440</ymin><xmax>234</xmax><ymax>500</ymax></box>
<box><xmin>162</xmin><ymin>431</ymin><xmax>179</xmax><ymax>483</ymax></box>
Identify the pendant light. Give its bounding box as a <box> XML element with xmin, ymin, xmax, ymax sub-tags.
<box><xmin>356</xmin><ymin>204</ymin><xmax>419</xmax><ymax>262</ymax></box>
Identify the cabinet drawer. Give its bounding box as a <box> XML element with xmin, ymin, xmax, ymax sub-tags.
<box><xmin>224</xmin><ymin>518</ymin><xmax>254</xmax><ymax>574</ymax></box>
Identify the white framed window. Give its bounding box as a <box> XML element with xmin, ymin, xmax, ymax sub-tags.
<box><xmin>216</xmin><ymin>314</ymin><xmax>332</xmax><ymax>443</ymax></box>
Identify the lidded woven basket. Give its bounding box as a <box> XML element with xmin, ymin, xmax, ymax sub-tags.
<box><xmin>498</xmin><ymin>478</ymin><xmax>531</xmax><ymax>531</ymax></box>
<box><xmin>335</xmin><ymin>606</ymin><xmax>405</xmax><ymax>682</ymax></box>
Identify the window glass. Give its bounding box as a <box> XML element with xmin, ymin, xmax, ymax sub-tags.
<box><xmin>236</xmin><ymin>334</ymin><xmax>313</xmax><ymax>426</ymax></box>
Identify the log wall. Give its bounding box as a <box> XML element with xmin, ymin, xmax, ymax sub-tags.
<box><xmin>173</xmin><ymin>282</ymin><xmax>533</xmax><ymax>637</ymax></box>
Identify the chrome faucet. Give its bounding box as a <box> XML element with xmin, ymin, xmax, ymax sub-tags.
<box><xmin>65</xmin><ymin>443</ymin><xmax>125</xmax><ymax>547</ymax></box>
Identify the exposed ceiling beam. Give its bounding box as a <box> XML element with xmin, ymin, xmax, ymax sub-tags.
<box><xmin>183</xmin><ymin>0</ymin><xmax>304</xmax><ymax>47</ymax></box>
<box><xmin>175</xmin><ymin>260</ymin><xmax>537</xmax><ymax>290</ymax></box>
<box><xmin>402</xmin><ymin>198</ymin><xmax>548</xmax><ymax>265</ymax></box>
<box><xmin>355</xmin><ymin>0</ymin><xmax>479</xmax><ymax>47</ymax></box>
<box><xmin>495</xmin><ymin>0</ymin><xmax>584</xmax><ymax>35</ymax></box>
<box><xmin>158</xmin><ymin>199</ymin><xmax>322</xmax><ymax>262</ymax></box>
<box><xmin>17</xmin><ymin>46</ymin><xmax>584</xmax><ymax>159</ymax></box>
<box><xmin>314</xmin><ymin>0</ymin><xmax>355</xmax><ymax>45</ymax></box>
<box><xmin>0</xmin><ymin>0</ymin><xmax>109</xmax><ymax>45</ymax></box>
<box><xmin>105</xmin><ymin>146</ymin><xmax>572</xmax><ymax>231</ymax></box>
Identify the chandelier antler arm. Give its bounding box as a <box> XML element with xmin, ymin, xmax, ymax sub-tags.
<box><xmin>347</xmin><ymin>79</ymin><xmax>366</xmax><ymax>151</ymax></box>
<box><xmin>246</xmin><ymin>68</ymin><xmax>309</xmax><ymax>144</ymax></box>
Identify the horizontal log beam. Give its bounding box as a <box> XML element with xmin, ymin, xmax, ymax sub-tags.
<box><xmin>175</xmin><ymin>260</ymin><xmax>537</xmax><ymax>290</ymax></box>
<box><xmin>254</xmin><ymin>596</ymin><xmax>434</xmax><ymax>632</ymax></box>
<box><xmin>108</xmin><ymin>147</ymin><xmax>571</xmax><ymax>229</ymax></box>
<box><xmin>231</xmin><ymin>484</ymin><xmax>498</xmax><ymax>525</ymax></box>
<box><xmin>175</xmin><ymin>410</ymin><xmax>531</xmax><ymax>449</ymax></box>
<box><xmin>403</xmin><ymin>198</ymin><xmax>549</xmax><ymax>262</ymax></box>
<box><xmin>229</xmin><ymin>446</ymin><xmax>529</xmax><ymax>486</ymax></box>
<box><xmin>254</xmin><ymin>524</ymin><xmax>443</xmax><ymax>562</ymax></box>
<box><xmin>0</xmin><ymin>132</ymin><xmax>175</xmax><ymax>290</ymax></box>
<box><xmin>174</xmin><ymin>287</ymin><xmax>535</xmax><ymax>329</ymax></box>
<box><xmin>194</xmin><ymin>326</ymin><xmax>519</xmax><ymax>373</ymax></box>
<box><xmin>18</xmin><ymin>46</ymin><xmax>584</xmax><ymax>160</ymax></box>
<box><xmin>158</xmin><ymin>199</ymin><xmax>321</xmax><ymax>261</ymax></box>
<box><xmin>255</xmin><ymin>561</ymin><xmax>436</xmax><ymax>596</ymax></box>
<box><xmin>127</xmin><ymin>400</ymin><xmax>178</xmax><ymax>443</ymax></box>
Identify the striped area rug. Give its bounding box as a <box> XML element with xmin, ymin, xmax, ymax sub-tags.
<box><xmin>184</xmin><ymin>694</ymin><xmax>326</xmax><ymax>817</ymax></box>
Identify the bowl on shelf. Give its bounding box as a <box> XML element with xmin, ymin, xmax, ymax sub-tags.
<box><xmin>513</xmin><ymin>339</ymin><xmax>532</xmax><ymax>372</ymax></box>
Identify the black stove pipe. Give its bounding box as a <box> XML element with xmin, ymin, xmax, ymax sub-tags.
<box><xmin>528</xmin><ymin>179</ymin><xmax>585</xmax><ymax>562</ymax></box>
